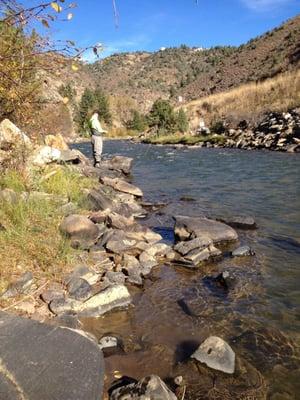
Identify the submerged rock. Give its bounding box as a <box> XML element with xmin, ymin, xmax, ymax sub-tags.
<box><xmin>110</xmin><ymin>375</ymin><xmax>177</xmax><ymax>400</ymax></box>
<box><xmin>191</xmin><ymin>336</ymin><xmax>235</xmax><ymax>374</ymax></box>
<box><xmin>232</xmin><ymin>245</ymin><xmax>255</xmax><ymax>257</ymax></box>
<box><xmin>217</xmin><ymin>216</ymin><xmax>257</xmax><ymax>230</ymax></box>
<box><xmin>174</xmin><ymin>216</ymin><xmax>238</xmax><ymax>244</ymax></box>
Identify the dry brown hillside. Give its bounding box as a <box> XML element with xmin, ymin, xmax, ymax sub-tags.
<box><xmin>89</xmin><ymin>15</ymin><xmax>300</xmax><ymax>111</ymax></box>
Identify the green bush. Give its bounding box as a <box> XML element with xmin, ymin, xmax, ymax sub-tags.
<box><xmin>127</xmin><ymin>110</ymin><xmax>147</xmax><ymax>132</ymax></box>
<box><xmin>147</xmin><ymin>99</ymin><xmax>177</xmax><ymax>134</ymax></box>
<box><xmin>211</xmin><ymin>120</ymin><xmax>226</xmax><ymax>134</ymax></box>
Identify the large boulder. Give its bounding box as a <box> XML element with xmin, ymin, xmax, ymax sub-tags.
<box><xmin>60</xmin><ymin>215</ymin><xmax>99</xmax><ymax>246</ymax></box>
<box><xmin>191</xmin><ymin>336</ymin><xmax>235</xmax><ymax>374</ymax></box>
<box><xmin>110</xmin><ymin>375</ymin><xmax>177</xmax><ymax>400</ymax></box>
<box><xmin>103</xmin><ymin>156</ymin><xmax>133</xmax><ymax>175</ymax></box>
<box><xmin>44</xmin><ymin>134</ymin><xmax>69</xmax><ymax>150</ymax></box>
<box><xmin>30</xmin><ymin>145</ymin><xmax>61</xmax><ymax>166</ymax></box>
<box><xmin>0</xmin><ymin>119</ymin><xmax>31</xmax><ymax>148</ymax></box>
<box><xmin>174</xmin><ymin>216</ymin><xmax>238</xmax><ymax>244</ymax></box>
<box><xmin>0</xmin><ymin>311</ymin><xmax>104</xmax><ymax>400</ymax></box>
<box><xmin>101</xmin><ymin>176</ymin><xmax>143</xmax><ymax>197</ymax></box>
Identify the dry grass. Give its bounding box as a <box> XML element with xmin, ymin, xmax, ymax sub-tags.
<box><xmin>144</xmin><ymin>132</ymin><xmax>225</xmax><ymax>145</ymax></box>
<box><xmin>184</xmin><ymin>70</ymin><xmax>300</xmax><ymax>129</ymax></box>
<box><xmin>107</xmin><ymin>127</ymin><xmax>139</xmax><ymax>138</ymax></box>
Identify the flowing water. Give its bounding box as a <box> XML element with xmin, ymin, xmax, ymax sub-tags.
<box><xmin>73</xmin><ymin>140</ymin><xmax>300</xmax><ymax>399</ymax></box>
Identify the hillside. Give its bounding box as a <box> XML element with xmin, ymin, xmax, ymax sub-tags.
<box><xmin>90</xmin><ymin>15</ymin><xmax>300</xmax><ymax>111</ymax></box>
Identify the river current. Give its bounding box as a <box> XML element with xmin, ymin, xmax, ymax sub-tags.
<box><xmin>74</xmin><ymin>140</ymin><xmax>300</xmax><ymax>399</ymax></box>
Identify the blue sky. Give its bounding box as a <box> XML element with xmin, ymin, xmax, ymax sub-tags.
<box><xmin>25</xmin><ymin>0</ymin><xmax>300</xmax><ymax>60</ymax></box>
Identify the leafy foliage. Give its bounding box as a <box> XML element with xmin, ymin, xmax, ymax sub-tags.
<box><xmin>76</xmin><ymin>88</ymin><xmax>111</xmax><ymax>134</ymax></box>
<box><xmin>127</xmin><ymin>110</ymin><xmax>147</xmax><ymax>131</ymax></box>
<box><xmin>176</xmin><ymin>108</ymin><xmax>189</xmax><ymax>133</ymax></box>
<box><xmin>147</xmin><ymin>99</ymin><xmax>177</xmax><ymax>134</ymax></box>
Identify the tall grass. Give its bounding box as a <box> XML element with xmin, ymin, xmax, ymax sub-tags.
<box><xmin>184</xmin><ymin>70</ymin><xmax>300</xmax><ymax>128</ymax></box>
<box><xmin>0</xmin><ymin>166</ymin><xmax>98</xmax><ymax>294</ymax></box>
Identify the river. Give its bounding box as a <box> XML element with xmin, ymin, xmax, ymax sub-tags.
<box><xmin>73</xmin><ymin>140</ymin><xmax>300</xmax><ymax>399</ymax></box>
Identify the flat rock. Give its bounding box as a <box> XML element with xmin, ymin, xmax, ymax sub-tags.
<box><xmin>1</xmin><ymin>271</ymin><xmax>34</xmax><ymax>299</ymax></box>
<box><xmin>174</xmin><ymin>216</ymin><xmax>238</xmax><ymax>244</ymax></box>
<box><xmin>87</xmin><ymin>188</ymin><xmax>115</xmax><ymax>211</ymax></box>
<box><xmin>217</xmin><ymin>216</ymin><xmax>257</xmax><ymax>230</ymax></box>
<box><xmin>191</xmin><ymin>336</ymin><xmax>235</xmax><ymax>374</ymax></box>
<box><xmin>78</xmin><ymin>285</ymin><xmax>132</xmax><ymax>317</ymax></box>
<box><xmin>106</xmin><ymin>231</ymin><xmax>137</xmax><ymax>254</ymax></box>
<box><xmin>0</xmin><ymin>311</ymin><xmax>104</xmax><ymax>400</ymax></box>
<box><xmin>174</xmin><ymin>237</ymin><xmax>212</xmax><ymax>256</ymax></box>
<box><xmin>107</xmin><ymin>212</ymin><xmax>135</xmax><ymax>230</ymax></box>
<box><xmin>110</xmin><ymin>375</ymin><xmax>177</xmax><ymax>400</ymax></box>
<box><xmin>101</xmin><ymin>177</ymin><xmax>143</xmax><ymax>197</ymax></box>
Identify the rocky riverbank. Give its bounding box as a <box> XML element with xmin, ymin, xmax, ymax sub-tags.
<box><xmin>141</xmin><ymin>109</ymin><xmax>300</xmax><ymax>152</ymax></box>
<box><xmin>1</xmin><ymin>119</ymin><xmax>299</xmax><ymax>399</ymax></box>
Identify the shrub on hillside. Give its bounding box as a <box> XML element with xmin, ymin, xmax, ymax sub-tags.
<box><xmin>147</xmin><ymin>99</ymin><xmax>178</xmax><ymax>134</ymax></box>
<box><xmin>127</xmin><ymin>110</ymin><xmax>148</xmax><ymax>132</ymax></box>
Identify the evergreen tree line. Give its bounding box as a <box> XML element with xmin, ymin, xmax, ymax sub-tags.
<box><xmin>76</xmin><ymin>88</ymin><xmax>189</xmax><ymax>135</ymax></box>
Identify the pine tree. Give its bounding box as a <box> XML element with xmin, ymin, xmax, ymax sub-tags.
<box><xmin>76</xmin><ymin>88</ymin><xmax>95</xmax><ymax>132</ymax></box>
<box><xmin>127</xmin><ymin>110</ymin><xmax>147</xmax><ymax>131</ymax></box>
<box><xmin>176</xmin><ymin>108</ymin><xmax>189</xmax><ymax>133</ymax></box>
<box><xmin>94</xmin><ymin>89</ymin><xmax>112</xmax><ymax>124</ymax></box>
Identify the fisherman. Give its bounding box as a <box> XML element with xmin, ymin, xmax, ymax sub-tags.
<box><xmin>89</xmin><ymin>111</ymin><xmax>107</xmax><ymax>167</ymax></box>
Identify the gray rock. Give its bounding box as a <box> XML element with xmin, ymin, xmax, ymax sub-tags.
<box><xmin>78</xmin><ymin>285</ymin><xmax>132</xmax><ymax>317</ymax></box>
<box><xmin>67</xmin><ymin>277</ymin><xmax>92</xmax><ymax>301</ymax></box>
<box><xmin>101</xmin><ymin>176</ymin><xmax>143</xmax><ymax>197</ymax></box>
<box><xmin>174</xmin><ymin>237</ymin><xmax>212</xmax><ymax>256</ymax></box>
<box><xmin>98</xmin><ymin>336</ymin><xmax>118</xmax><ymax>350</ymax></box>
<box><xmin>217</xmin><ymin>216</ymin><xmax>257</xmax><ymax>230</ymax></box>
<box><xmin>110</xmin><ymin>375</ymin><xmax>177</xmax><ymax>400</ymax></box>
<box><xmin>104</xmin><ymin>155</ymin><xmax>133</xmax><ymax>175</ymax></box>
<box><xmin>60</xmin><ymin>215</ymin><xmax>99</xmax><ymax>246</ymax></box>
<box><xmin>107</xmin><ymin>212</ymin><xmax>135</xmax><ymax>230</ymax></box>
<box><xmin>103</xmin><ymin>271</ymin><xmax>126</xmax><ymax>286</ymax></box>
<box><xmin>0</xmin><ymin>311</ymin><xmax>104</xmax><ymax>400</ymax></box>
<box><xmin>87</xmin><ymin>188</ymin><xmax>115</xmax><ymax>211</ymax></box>
<box><xmin>41</xmin><ymin>289</ymin><xmax>65</xmax><ymax>304</ymax></box>
<box><xmin>59</xmin><ymin>149</ymin><xmax>81</xmax><ymax>164</ymax></box>
<box><xmin>1</xmin><ymin>271</ymin><xmax>34</xmax><ymax>299</ymax></box>
<box><xmin>125</xmin><ymin>224</ymin><xmax>162</xmax><ymax>244</ymax></box>
<box><xmin>106</xmin><ymin>231</ymin><xmax>137</xmax><ymax>254</ymax></box>
<box><xmin>174</xmin><ymin>216</ymin><xmax>238</xmax><ymax>244</ymax></box>
<box><xmin>191</xmin><ymin>336</ymin><xmax>235</xmax><ymax>374</ymax></box>
<box><xmin>49</xmin><ymin>298</ymin><xmax>81</xmax><ymax>315</ymax></box>
<box><xmin>231</xmin><ymin>245</ymin><xmax>255</xmax><ymax>257</ymax></box>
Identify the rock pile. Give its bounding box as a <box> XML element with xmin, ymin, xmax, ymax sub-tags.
<box><xmin>222</xmin><ymin>109</ymin><xmax>300</xmax><ymax>152</ymax></box>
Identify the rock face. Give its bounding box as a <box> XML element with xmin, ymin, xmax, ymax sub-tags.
<box><xmin>0</xmin><ymin>311</ymin><xmax>104</xmax><ymax>400</ymax></box>
<box><xmin>1</xmin><ymin>272</ymin><xmax>34</xmax><ymax>299</ymax></box>
<box><xmin>191</xmin><ymin>336</ymin><xmax>235</xmax><ymax>374</ymax></box>
<box><xmin>174</xmin><ymin>216</ymin><xmax>238</xmax><ymax>244</ymax></box>
<box><xmin>0</xmin><ymin>119</ymin><xmax>31</xmax><ymax>148</ymax></box>
<box><xmin>60</xmin><ymin>215</ymin><xmax>99</xmax><ymax>246</ymax></box>
<box><xmin>110</xmin><ymin>375</ymin><xmax>177</xmax><ymax>400</ymax></box>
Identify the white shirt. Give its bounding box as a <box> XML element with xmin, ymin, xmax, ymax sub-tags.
<box><xmin>90</xmin><ymin>114</ymin><xmax>106</xmax><ymax>133</ymax></box>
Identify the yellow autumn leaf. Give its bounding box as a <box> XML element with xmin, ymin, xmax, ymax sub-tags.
<box><xmin>71</xmin><ymin>63</ymin><xmax>79</xmax><ymax>71</ymax></box>
<box><xmin>51</xmin><ymin>2</ymin><xmax>62</xmax><ymax>12</ymax></box>
<box><xmin>62</xmin><ymin>97</ymin><xmax>69</xmax><ymax>104</ymax></box>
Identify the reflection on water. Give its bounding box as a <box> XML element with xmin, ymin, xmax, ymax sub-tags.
<box><xmin>74</xmin><ymin>140</ymin><xmax>300</xmax><ymax>398</ymax></box>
